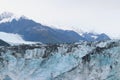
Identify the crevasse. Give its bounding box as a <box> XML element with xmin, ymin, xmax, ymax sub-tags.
<box><xmin>0</xmin><ymin>40</ymin><xmax>120</xmax><ymax>80</ymax></box>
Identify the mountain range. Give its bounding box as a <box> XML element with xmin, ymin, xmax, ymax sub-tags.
<box><xmin>0</xmin><ymin>12</ymin><xmax>110</xmax><ymax>44</ymax></box>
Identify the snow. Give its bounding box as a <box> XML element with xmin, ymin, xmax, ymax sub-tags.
<box><xmin>91</xmin><ymin>35</ymin><xmax>98</xmax><ymax>39</ymax></box>
<box><xmin>0</xmin><ymin>32</ymin><xmax>36</xmax><ymax>45</ymax></box>
<box><xmin>0</xmin><ymin>12</ymin><xmax>27</xmax><ymax>23</ymax></box>
<box><xmin>70</xmin><ymin>27</ymin><xmax>84</xmax><ymax>36</ymax></box>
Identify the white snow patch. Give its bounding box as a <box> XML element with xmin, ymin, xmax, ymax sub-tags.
<box><xmin>91</xmin><ymin>35</ymin><xmax>98</xmax><ymax>39</ymax></box>
<box><xmin>0</xmin><ymin>12</ymin><xmax>27</xmax><ymax>23</ymax></box>
<box><xmin>0</xmin><ymin>32</ymin><xmax>36</xmax><ymax>45</ymax></box>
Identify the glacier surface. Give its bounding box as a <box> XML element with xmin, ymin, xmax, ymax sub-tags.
<box><xmin>0</xmin><ymin>40</ymin><xmax>120</xmax><ymax>80</ymax></box>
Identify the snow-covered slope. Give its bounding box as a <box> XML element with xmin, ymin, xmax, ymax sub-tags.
<box><xmin>82</xmin><ymin>32</ymin><xmax>111</xmax><ymax>41</ymax></box>
<box><xmin>0</xmin><ymin>32</ymin><xmax>35</xmax><ymax>45</ymax></box>
<box><xmin>0</xmin><ymin>12</ymin><xmax>26</xmax><ymax>23</ymax></box>
<box><xmin>0</xmin><ymin>40</ymin><xmax>120</xmax><ymax>80</ymax></box>
<box><xmin>70</xmin><ymin>27</ymin><xmax>111</xmax><ymax>41</ymax></box>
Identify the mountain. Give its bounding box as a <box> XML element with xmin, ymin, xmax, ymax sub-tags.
<box><xmin>0</xmin><ymin>12</ymin><xmax>110</xmax><ymax>43</ymax></box>
<box><xmin>82</xmin><ymin>32</ymin><xmax>111</xmax><ymax>41</ymax></box>
<box><xmin>0</xmin><ymin>40</ymin><xmax>120</xmax><ymax>80</ymax></box>
<box><xmin>0</xmin><ymin>12</ymin><xmax>84</xmax><ymax>44</ymax></box>
<box><xmin>69</xmin><ymin>26</ymin><xmax>111</xmax><ymax>41</ymax></box>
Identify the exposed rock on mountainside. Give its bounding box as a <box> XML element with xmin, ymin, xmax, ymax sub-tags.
<box><xmin>0</xmin><ymin>12</ymin><xmax>110</xmax><ymax>44</ymax></box>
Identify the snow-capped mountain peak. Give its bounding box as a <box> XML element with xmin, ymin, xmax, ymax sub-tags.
<box><xmin>0</xmin><ymin>12</ymin><xmax>27</xmax><ymax>23</ymax></box>
<box><xmin>0</xmin><ymin>12</ymin><xmax>14</xmax><ymax>20</ymax></box>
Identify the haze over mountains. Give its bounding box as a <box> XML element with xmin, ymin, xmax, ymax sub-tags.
<box><xmin>0</xmin><ymin>12</ymin><xmax>110</xmax><ymax>44</ymax></box>
<box><xmin>0</xmin><ymin>1</ymin><xmax>119</xmax><ymax>80</ymax></box>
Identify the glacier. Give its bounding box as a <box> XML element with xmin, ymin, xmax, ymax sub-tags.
<box><xmin>0</xmin><ymin>40</ymin><xmax>120</xmax><ymax>80</ymax></box>
<box><xmin>0</xmin><ymin>32</ymin><xmax>36</xmax><ymax>45</ymax></box>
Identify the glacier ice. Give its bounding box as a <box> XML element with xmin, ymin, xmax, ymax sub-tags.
<box><xmin>0</xmin><ymin>40</ymin><xmax>120</xmax><ymax>80</ymax></box>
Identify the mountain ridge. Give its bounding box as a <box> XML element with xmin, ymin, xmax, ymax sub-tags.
<box><xmin>0</xmin><ymin>12</ymin><xmax>110</xmax><ymax>44</ymax></box>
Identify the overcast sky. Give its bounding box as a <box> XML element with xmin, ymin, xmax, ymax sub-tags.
<box><xmin>0</xmin><ymin>0</ymin><xmax>120</xmax><ymax>38</ymax></box>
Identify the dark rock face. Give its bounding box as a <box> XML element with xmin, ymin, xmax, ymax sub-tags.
<box><xmin>0</xmin><ymin>39</ymin><xmax>10</xmax><ymax>46</ymax></box>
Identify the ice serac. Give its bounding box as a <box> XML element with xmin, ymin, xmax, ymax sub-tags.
<box><xmin>0</xmin><ymin>40</ymin><xmax>120</xmax><ymax>80</ymax></box>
